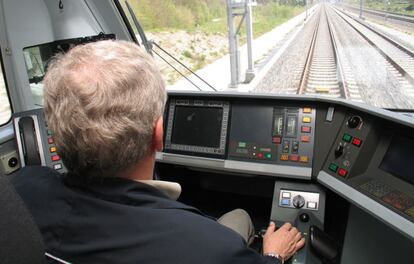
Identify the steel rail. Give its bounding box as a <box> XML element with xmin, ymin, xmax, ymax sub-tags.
<box><xmin>298</xmin><ymin>8</ymin><xmax>321</xmax><ymax>95</ymax></box>
<box><xmin>298</xmin><ymin>5</ymin><xmax>346</xmax><ymax>99</ymax></box>
<box><xmin>331</xmin><ymin>6</ymin><xmax>414</xmax><ymax>87</ymax></box>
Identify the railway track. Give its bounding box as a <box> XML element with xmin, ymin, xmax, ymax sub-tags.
<box><xmin>331</xmin><ymin>6</ymin><xmax>414</xmax><ymax>97</ymax></box>
<box><xmin>298</xmin><ymin>5</ymin><xmax>348</xmax><ymax>99</ymax></box>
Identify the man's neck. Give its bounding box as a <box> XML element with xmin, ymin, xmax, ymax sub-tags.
<box><xmin>118</xmin><ymin>153</ymin><xmax>155</xmax><ymax>181</ymax></box>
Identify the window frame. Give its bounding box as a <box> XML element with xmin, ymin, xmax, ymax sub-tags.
<box><xmin>0</xmin><ymin>47</ymin><xmax>13</xmax><ymax>127</ymax></box>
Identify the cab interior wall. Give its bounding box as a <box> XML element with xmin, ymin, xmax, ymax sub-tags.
<box><xmin>0</xmin><ymin>0</ymin><xmax>130</xmax><ymax>114</ymax></box>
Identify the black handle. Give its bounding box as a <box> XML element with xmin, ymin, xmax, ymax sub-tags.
<box><xmin>19</xmin><ymin>116</ymin><xmax>41</xmax><ymax>166</ymax></box>
<box><xmin>309</xmin><ymin>225</ymin><xmax>341</xmax><ymax>263</ymax></box>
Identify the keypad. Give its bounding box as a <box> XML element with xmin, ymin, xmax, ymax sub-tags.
<box><xmin>360</xmin><ymin>180</ymin><xmax>393</xmax><ymax>198</ymax></box>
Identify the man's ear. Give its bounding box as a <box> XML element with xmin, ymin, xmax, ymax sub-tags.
<box><xmin>153</xmin><ymin>117</ymin><xmax>164</xmax><ymax>152</ymax></box>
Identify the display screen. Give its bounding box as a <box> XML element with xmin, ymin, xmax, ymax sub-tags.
<box><xmin>380</xmin><ymin>135</ymin><xmax>414</xmax><ymax>185</ymax></box>
<box><xmin>171</xmin><ymin>106</ymin><xmax>223</xmax><ymax>148</ymax></box>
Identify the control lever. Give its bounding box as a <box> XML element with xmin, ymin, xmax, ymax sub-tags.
<box><xmin>334</xmin><ymin>143</ymin><xmax>344</xmax><ymax>159</ymax></box>
<box><xmin>309</xmin><ymin>226</ymin><xmax>341</xmax><ymax>264</ymax></box>
<box><xmin>270</xmin><ymin>214</ymin><xmax>323</xmax><ymax>264</ymax></box>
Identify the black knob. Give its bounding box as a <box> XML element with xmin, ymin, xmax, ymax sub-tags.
<box><xmin>334</xmin><ymin>143</ymin><xmax>344</xmax><ymax>158</ymax></box>
<box><xmin>8</xmin><ymin>157</ymin><xmax>18</xmax><ymax>168</ymax></box>
<box><xmin>348</xmin><ymin>116</ymin><xmax>361</xmax><ymax>129</ymax></box>
<box><xmin>299</xmin><ymin>213</ymin><xmax>310</xmax><ymax>223</ymax></box>
<box><xmin>293</xmin><ymin>195</ymin><xmax>306</xmax><ymax>208</ymax></box>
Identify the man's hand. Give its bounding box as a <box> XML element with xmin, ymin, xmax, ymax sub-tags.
<box><xmin>262</xmin><ymin>222</ymin><xmax>305</xmax><ymax>261</ymax></box>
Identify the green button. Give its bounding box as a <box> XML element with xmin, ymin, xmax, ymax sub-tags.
<box><xmin>47</xmin><ymin>129</ymin><xmax>53</xmax><ymax>135</ymax></box>
<box><xmin>265</xmin><ymin>153</ymin><xmax>272</xmax><ymax>159</ymax></box>
<box><xmin>238</xmin><ymin>142</ymin><xmax>246</xmax><ymax>148</ymax></box>
<box><xmin>329</xmin><ymin>163</ymin><xmax>338</xmax><ymax>173</ymax></box>
<box><xmin>342</xmin><ymin>133</ymin><xmax>352</xmax><ymax>143</ymax></box>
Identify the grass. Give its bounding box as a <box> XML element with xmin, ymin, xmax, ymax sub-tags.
<box><xmin>197</xmin><ymin>4</ymin><xmax>305</xmax><ymax>38</ymax></box>
<box><xmin>345</xmin><ymin>0</ymin><xmax>414</xmax><ymax>15</ymax></box>
<box><xmin>125</xmin><ymin>1</ymin><xmax>305</xmax><ymax>37</ymax></box>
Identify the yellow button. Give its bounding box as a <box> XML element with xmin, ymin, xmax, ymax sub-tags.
<box><xmin>50</xmin><ymin>147</ymin><xmax>57</xmax><ymax>153</ymax></box>
<box><xmin>303</xmin><ymin>117</ymin><xmax>311</xmax><ymax>123</ymax></box>
<box><xmin>406</xmin><ymin>207</ymin><xmax>414</xmax><ymax>218</ymax></box>
<box><xmin>280</xmin><ymin>154</ymin><xmax>289</xmax><ymax>161</ymax></box>
<box><xmin>303</xmin><ymin>107</ymin><xmax>312</xmax><ymax>113</ymax></box>
<box><xmin>299</xmin><ymin>156</ymin><xmax>309</xmax><ymax>163</ymax></box>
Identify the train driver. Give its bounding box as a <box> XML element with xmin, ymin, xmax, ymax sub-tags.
<box><xmin>12</xmin><ymin>40</ymin><xmax>304</xmax><ymax>264</ymax></box>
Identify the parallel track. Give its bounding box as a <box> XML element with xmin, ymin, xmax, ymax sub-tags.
<box><xmin>331</xmin><ymin>6</ymin><xmax>414</xmax><ymax>96</ymax></box>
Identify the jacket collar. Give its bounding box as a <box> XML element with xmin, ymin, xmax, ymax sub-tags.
<box><xmin>62</xmin><ymin>173</ymin><xmax>201</xmax><ymax>214</ymax></box>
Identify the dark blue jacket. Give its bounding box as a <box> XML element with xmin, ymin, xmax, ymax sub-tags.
<box><xmin>12</xmin><ymin>166</ymin><xmax>278</xmax><ymax>264</ymax></box>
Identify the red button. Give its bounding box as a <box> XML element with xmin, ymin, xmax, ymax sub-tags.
<box><xmin>352</xmin><ymin>138</ymin><xmax>362</xmax><ymax>147</ymax></box>
<box><xmin>48</xmin><ymin>137</ymin><xmax>54</xmax><ymax>144</ymax></box>
<box><xmin>272</xmin><ymin>136</ymin><xmax>282</xmax><ymax>144</ymax></box>
<box><xmin>338</xmin><ymin>168</ymin><xmax>348</xmax><ymax>177</ymax></box>
<box><xmin>301</xmin><ymin>126</ymin><xmax>311</xmax><ymax>133</ymax></box>
<box><xmin>301</xmin><ymin>136</ymin><xmax>310</xmax><ymax>143</ymax></box>
<box><xmin>51</xmin><ymin>155</ymin><xmax>60</xmax><ymax>162</ymax></box>
<box><xmin>290</xmin><ymin>155</ymin><xmax>299</xmax><ymax>162</ymax></box>
<box><xmin>257</xmin><ymin>153</ymin><xmax>264</xmax><ymax>159</ymax></box>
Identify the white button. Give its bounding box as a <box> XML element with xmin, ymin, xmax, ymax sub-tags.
<box><xmin>282</xmin><ymin>192</ymin><xmax>291</xmax><ymax>198</ymax></box>
<box><xmin>54</xmin><ymin>163</ymin><xmax>62</xmax><ymax>170</ymax></box>
<box><xmin>307</xmin><ymin>202</ymin><xmax>317</xmax><ymax>209</ymax></box>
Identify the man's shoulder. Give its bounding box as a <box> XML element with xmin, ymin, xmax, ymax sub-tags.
<box><xmin>12</xmin><ymin>166</ymin><xmax>61</xmax><ymax>190</ymax></box>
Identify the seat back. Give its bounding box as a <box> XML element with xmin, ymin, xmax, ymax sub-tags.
<box><xmin>0</xmin><ymin>176</ymin><xmax>45</xmax><ymax>264</ymax></box>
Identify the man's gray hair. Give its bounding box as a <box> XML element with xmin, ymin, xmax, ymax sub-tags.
<box><xmin>43</xmin><ymin>40</ymin><xmax>167</xmax><ymax>177</ymax></box>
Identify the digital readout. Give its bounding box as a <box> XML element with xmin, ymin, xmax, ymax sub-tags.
<box><xmin>273</xmin><ymin>114</ymin><xmax>284</xmax><ymax>136</ymax></box>
<box><xmin>286</xmin><ymin>115</ymin><xmax>297</xmax><ymax>137</ymax></box>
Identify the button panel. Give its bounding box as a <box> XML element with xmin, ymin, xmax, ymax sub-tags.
<box><xmin>325</xmin><ymin>113</ymin><xmax>369</xmax><ymax>180</ymax></box>
<box><xmin>360</xmin><ymin>180</ymin><xmax>414</xmax><ymax>220</ymax></box>
<box><xmin>279</xmin><ymin>189</ymin><xmax>320</xmax><ymax>211</ymax></box>
<box><xmin>228</xmin><ymin>106</ymin><xmax>315</xmax><ymax>168</ymax></box>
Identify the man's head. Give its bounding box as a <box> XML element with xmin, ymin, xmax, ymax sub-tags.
<box><xmin>43</xmin><ymin>40</ymin><xmax>167</xmax><ymax>177</ymax></box>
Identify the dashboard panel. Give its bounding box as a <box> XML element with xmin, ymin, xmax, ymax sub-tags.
<box><xmin>10</xmin><ymin>91</ymin><xmax>414</xmax><ymax>240</ymax></box>
<box><xmin>158</xmin><ymin>91</ymin><xmax>414</xmax><ymax>240</ymax></box>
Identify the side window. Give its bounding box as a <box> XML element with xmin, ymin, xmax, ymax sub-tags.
<box><xmin>0</xmin><ymin>51</ymin><xmax>11</xmax><ymax>125</ymax></box>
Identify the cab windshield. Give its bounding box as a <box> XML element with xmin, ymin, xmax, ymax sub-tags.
<box><xmin>118</xmin><ymin>0</ymin><xmax>414</xmax><ymax>111</ymax></box>
<box><xmin>21</xmin><ymin>0</ymin><xmax>414</xmax><ymax>110</ymax></box>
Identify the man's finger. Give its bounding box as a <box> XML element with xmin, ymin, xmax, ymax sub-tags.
<box><xmin>281</xmin><ymin>222</ymin><xmax>292</xmax><ymax>231</ymax></box>
<box><xmin>294</xmin><ymin>231</ymin><xmax>302</xmax><ymax>242</ymax></box>
<box><xmin>290</xmin><ymin>227</ymin><xmax>298</xmax><ymax>236</ymax></box>
<box><xmin>265</xmin><ymin>221</ymin><xmax>276</xmax><ymax>235</ymax></box>
<box><xmin>295</xmin><ymin>238</ymin><xmax>306</xmax><ymax>251</ymax></box>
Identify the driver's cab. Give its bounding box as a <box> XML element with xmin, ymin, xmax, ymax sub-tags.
<box><xmin>0</xmin><ymin>1</ymin><xmax>413</xmax><ymax>263</ymax></box>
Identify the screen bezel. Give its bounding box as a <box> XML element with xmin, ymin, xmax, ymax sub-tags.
<box><xmin>164</xmin><ymin>99</ymin><xmax>229</xmax><ymax>156</ymax></box>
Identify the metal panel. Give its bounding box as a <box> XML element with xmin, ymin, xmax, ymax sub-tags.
<box><xmin>317</xmin><ymin>171</ymin><xmax>414</xmax><ymax>240</ymax></box>
<box><xmin>156</xmin><ymin>152</ymin><xmax>312</xmax><ymax>179</ymax></box>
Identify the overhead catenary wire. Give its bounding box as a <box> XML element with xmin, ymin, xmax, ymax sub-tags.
<box><xmin>124</xmin><ymin>0</ymin><xmax>217</xmax><ymax>92</ymax></box>
<box><xmin>151</xmin><ymin>41</ymin><xmax>218</xmax><ymax>92</ymax></box>
<box><xmin>152</xmin><ymin>49</ymin><xmax>202</xmax><ymax>91</ymax></box>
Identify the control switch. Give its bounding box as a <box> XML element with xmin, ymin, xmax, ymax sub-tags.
<box><xmin>334</xmin><ymin>143</ymin><xmax>344</xmax><ymax>158</ymax></box>
<box><xmin>293</xmin><ymin>195</ymin><xmax>306</xmax><ymax>208</ymax></box>
<box><xmin>279</xmin><ymin>190</ymin><xmax>320</xmax><ymax>211</ymax></box>
<box><xmin>347</xmin><ymin>116</ymin><xmax>362</xmax><ymax>129</ymax></box>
